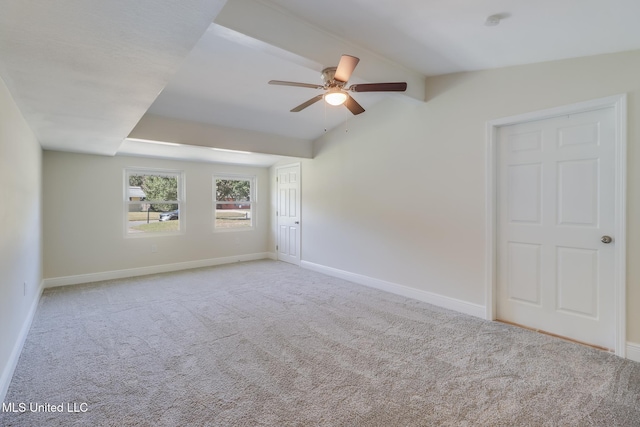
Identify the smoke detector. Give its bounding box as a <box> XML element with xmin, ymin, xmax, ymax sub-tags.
<box><xmin>485</xmin><ymin>13</ymin><xmax>510</xmax><ymax>26</ymax></box>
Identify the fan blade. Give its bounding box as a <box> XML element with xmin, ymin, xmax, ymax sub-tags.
<box><xmin>349</xmin><ymin>82</ymin><xmax>407</xmax><ymax>92</ymax></box>
<box><xmin>269</xmin><ymin>80</ymin><xmax>323</xmax><ymax>89</ymax></box>
<box><xmin>334</xmin><ymin>55</ymin><xmax>360</xmax><ymax>83</ymax></box>
<box><xmin>344</xmin><ymin>94</ymin><xmax>365</xmax><ymax>115</ymax></box>
<box><xmin>291</xmin><ymin>95</ymin><xmax>324</xmax><ymax>112</ymax></box>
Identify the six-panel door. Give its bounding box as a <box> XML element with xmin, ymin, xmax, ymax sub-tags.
<box><xmin>497</xmin><ymin>107</ymin><xmax>616</xmax><ymax>349</ymax></box>
<box><xmin>277</xmin><ymin>164</ymin><xmax>301</xmax><ymax>265</ymax></box>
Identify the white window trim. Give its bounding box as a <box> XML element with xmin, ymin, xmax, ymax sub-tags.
<box><xmin>124</xmin><ymin>168</ymin><xmax>185</xmax><ymax>238</ymax></box>
<box><xmin>213</xmin><ymin>174</ymin><xmax>256</xmax><ymax>232</ymax></box>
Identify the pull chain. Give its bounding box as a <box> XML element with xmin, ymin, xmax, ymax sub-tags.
<box><xmin>324</xmin><ymin>96</ymin><xmax>327</xmax><ymax>132</ymax></box>
<box><xmin>344</xmin><ymin>103</ymin><xmax>349</xmax><ymax>133</ymax></box>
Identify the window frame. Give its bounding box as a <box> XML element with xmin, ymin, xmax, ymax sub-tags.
<box><xmin>213</xmin><ymin>174</ymin><xmax>256</xmax><ymax>232</ymax></box>
<box><xmin>124</xmin><ymin>168</ymin><xmax>185</xmax><ymax>238</ymax></box>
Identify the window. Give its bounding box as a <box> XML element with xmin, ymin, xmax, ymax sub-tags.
<box><xmin>125</xmin><ymin>169</ymin><xmax>183</xmax><ymax>235</ymax></box>
<box><xmin>214</xmin><ymin>176</ymin><xmax>254</xmax><ymax>230</ymax></box>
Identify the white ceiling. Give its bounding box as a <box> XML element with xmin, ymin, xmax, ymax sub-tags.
<box><xmin>146</xmin><ymin>24</ymin><xmax>389</xmax><ymax>142</ymax></box>
<box><xmin>0</xmin><ymin>0</ymin><xmax>227</xmax><ymax>156</ymax></box>
<box><xmin>1</xmin><ymin>0</ymin><xmax>640</xmax><ymax>165</ymax></box>
<box><xmin>263</xmin><ymin>0</ymin><xmax>640</xmax><ymax>76</ymax></box>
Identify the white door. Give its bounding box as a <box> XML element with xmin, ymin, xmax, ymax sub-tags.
<box><xmin>496</xmin><ymin>107</ymin><xmax>616</xmax><ymax>350</ymax></box>
<box><xmin>277</xmin><ymin>164</ymin><xmax>301</xmax><ymax>265</ymax></box>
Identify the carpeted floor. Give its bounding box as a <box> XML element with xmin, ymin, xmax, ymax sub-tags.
<box><xmin>1</xmin><ymin>260</ymin><xmax>639</xmax><ymax>426</ymax></box>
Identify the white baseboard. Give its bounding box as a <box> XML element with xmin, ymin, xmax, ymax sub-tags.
<box><xmin>300</xmin><ymin>262</ymin><xmax>640</xmax><ymax>362</ymax></box>
<box><xmin>0</xmin><ymin>279</ymin><xmax>44</xmax><ymax>404</ymax></box>
<box><xmin>43</xmin><ymin>252</ymin><xmax>272</xmax><ymax>288</ymax></box>
<box><xmin>627</xmin><ymin>342</ymin><xmax>640</xmax><ymax>363</ymax></box>
<box><xmin>266</xmin><ymin>252</ymin><xmax>278</xmax><ymax>260</ymax></box>
<box><xmin>301</xmin><ymin>261</ymin><xmax>486</xmax><ymax>319</ymax></box>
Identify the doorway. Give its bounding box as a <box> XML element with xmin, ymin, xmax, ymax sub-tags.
<box><xmin>486</xmin><ymin>95</ymin><xmax>627</xmax><ymax>355</ymax></box>
<box><xmin>276</xmin><ymin>163</ymin><xmax>301</xmax><ymax>265</ymax></box>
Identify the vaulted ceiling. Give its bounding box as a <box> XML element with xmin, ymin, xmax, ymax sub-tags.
<box><xmin>1</xmin><ymin>0</ymin><xmax>640</xmax><ymax>166</ymax></box>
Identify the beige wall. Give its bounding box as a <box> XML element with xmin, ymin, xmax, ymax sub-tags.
<box><xmin>0</xmin><ymin>76</ymin><xmax>42</xmax><ymax>396</ymax></box>
<box><xmin>43</xmin><ymin>151</ymin><xmax>271</xmax><ymax>279</ymax></box>
<box><xmin>301</xmin><ymin>50</ymin><xmax>640</xmax><ymax>343</ymax></box>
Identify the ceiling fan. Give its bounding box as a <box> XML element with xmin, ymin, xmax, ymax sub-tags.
<box><xmin>268</xmin><ymin>55</ymin><xmax>407</xmax><ymax>115</ymax></box>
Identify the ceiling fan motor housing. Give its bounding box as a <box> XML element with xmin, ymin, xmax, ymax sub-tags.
<box><xmin>321</xmin><ymin>67</ymin><xmax>342</xmax><ymax>87</ymax></box>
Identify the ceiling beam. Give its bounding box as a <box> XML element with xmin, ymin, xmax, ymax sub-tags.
<box><xmin>127</xmin><ymin>114</ymin><xmax>313</xmax><ymax>159</ymax></box>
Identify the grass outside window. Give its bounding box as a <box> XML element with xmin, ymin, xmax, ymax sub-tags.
<box><xmin>214</xmin><ymin>176</ymin><xmax>254</xmax><ymax>231</ymax></box>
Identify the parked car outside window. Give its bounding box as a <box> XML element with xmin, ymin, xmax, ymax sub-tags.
<box><xmin>159</xmin><ymin>210</ymin><xmax>179</xmax><ymax>222</ymax></box>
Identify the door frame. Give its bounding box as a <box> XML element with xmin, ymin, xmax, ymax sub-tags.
<box><xmin>484</xmin><ymin>94</ymin><xmax>627</xmax><ymax>356</ymax></box>
<box><xmin>276</xmin><ymin>162</ymin><xmax>301</xmax><ymax>265</ymax></box>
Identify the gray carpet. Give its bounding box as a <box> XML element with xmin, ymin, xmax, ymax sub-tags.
<box><xmin>1</xmin><ymin>260</ymin><xmax>639</xmax><ymax>426</ymax></box>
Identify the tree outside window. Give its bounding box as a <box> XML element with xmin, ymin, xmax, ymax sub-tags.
<box><xmin>126</xmin><ymin>169</ymin><xmax>183</xmax><ymax>235</ymax></box>
<box><xmin>214</xmin><ymin>176</ymin><xmax>254</xmax><ymax>230</ymax></box>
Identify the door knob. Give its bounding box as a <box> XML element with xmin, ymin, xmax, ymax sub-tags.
<box><xmin>601</xmin><ymin>235</ymin><xmax>613</xmax><ymax>244</ymax></box>
<box><xmin>294</xmin><ymin>221</ymin><xmax>299</xmax><ymax>224</ymax></box>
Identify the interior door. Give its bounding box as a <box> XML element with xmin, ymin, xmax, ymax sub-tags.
<box><xmin>496</xmin><ymin>107</ymin><xmax>616</xmax><ymax>350</ymax></box>
<box><xmin>277</xmin><ymin>164</ymin><xmax>301</xmax><ymax>265</ymax></box>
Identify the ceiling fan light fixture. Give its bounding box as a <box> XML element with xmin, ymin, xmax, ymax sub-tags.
<box><xmin>324</xmin><ymin>89</ymin><xmax>348</xmax><ymax>106</ymax></box>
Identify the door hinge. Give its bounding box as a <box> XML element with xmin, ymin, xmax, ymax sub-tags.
<box><xmin>276</xmin><ymin>245</ymin><xmax>278</xmax><ymax>250</ymax></box>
